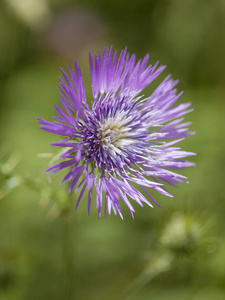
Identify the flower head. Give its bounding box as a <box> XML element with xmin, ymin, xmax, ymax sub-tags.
<box><xmin>37</xmin><ymin>46</ymin><xmax>195</xmax><ymax>219</ymax></box>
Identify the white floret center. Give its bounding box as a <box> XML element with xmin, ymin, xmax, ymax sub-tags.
<box><xmin>98</xmin><ymin>111</ymin><xmax>139</xmax><ymax>153</ymax></box>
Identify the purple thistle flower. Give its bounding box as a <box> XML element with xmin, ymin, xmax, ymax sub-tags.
<box><xmin>37</xmin><ymin>46</ymin><xmax>195</xmax><ymax>219</ymax></box>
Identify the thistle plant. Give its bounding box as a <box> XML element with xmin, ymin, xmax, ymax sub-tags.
<box><xmin>37</xmin><ymin>46</ymin><xmax>195</xmax><ymax>218</ymax></box>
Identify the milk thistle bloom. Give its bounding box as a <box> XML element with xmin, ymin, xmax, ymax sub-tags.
<box><xmin>37</xmin><ymin>46</ymin><xmax>195</xmax><ymax>219</ymax></box>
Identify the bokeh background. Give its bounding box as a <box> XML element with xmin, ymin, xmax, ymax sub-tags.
<box><xmin>1</xmin><ymin>0</ymin><xmax>225</xmax><ymax>299</ymax></box>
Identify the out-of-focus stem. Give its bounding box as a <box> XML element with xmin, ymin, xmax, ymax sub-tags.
<box><xmin>120</xmin><ymin>252</ymin><xmax>174</xmax><ymax>300</ymax></box>
<box><xmin>62</xmin><ymin>192</ymin><xmax>74</xmax><ymax>299</ymax></box>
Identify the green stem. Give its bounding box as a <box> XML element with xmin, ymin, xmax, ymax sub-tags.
<box><xmin>62</xmin><ymin>214</ymin><xmax>73</xmax><ymax>298</ymax></box>
<box><xmin>119</xmin><ymin>252</ymin><xmax>174</xmax><ymax>300</ymax></box>
<box><xmin>61</xmin><ymin>190</ymin><xmax>75</xmax><ymax>299</ymax></box>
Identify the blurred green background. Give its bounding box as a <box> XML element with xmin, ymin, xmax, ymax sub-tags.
<box><xmin>0</xmin><ymin>0</ymin><xmax>225</xmax><ymax>299</ymax></box>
